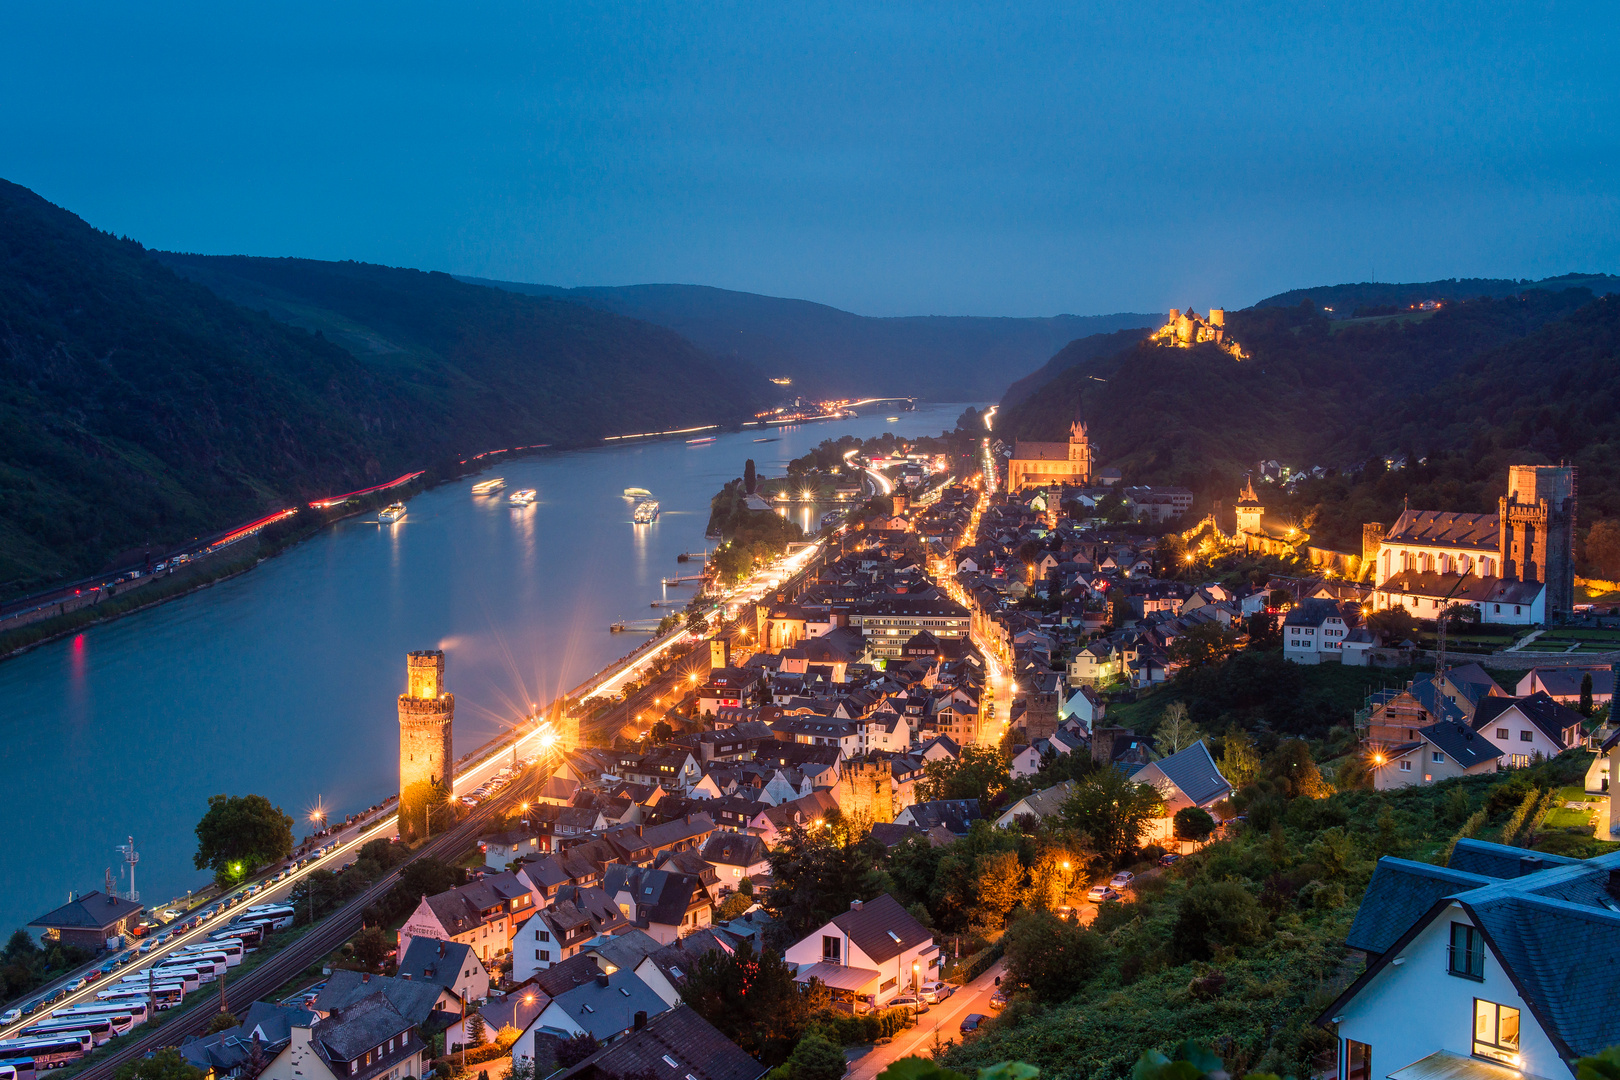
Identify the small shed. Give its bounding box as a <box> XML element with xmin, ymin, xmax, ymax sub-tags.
<box><xmin>29</xmin><ymin>890</ymin><xmax>144</xmax><ymax>950</ymax></box>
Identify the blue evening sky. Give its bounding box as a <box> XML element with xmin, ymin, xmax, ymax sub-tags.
<box><xmin>2</xmin><ymin>1</ymin><xmax>1614</xmax><ymax>316</ymax></box>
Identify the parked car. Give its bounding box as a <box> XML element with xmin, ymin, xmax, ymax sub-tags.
<box><xmin>960</xmin><ymin>1013</ymin><xmax>989</xmax><ymax>1036</ymax></box>
<box><xmin>1086</xmin><ymin>884</ymin><xmax>1120</xmax><ymax>903</ymax></box>
<box><xmin>919</xmin><ymin>981</ymin><xmax>951</xmax><ymax>1003</ymax></box>
<box><xmin>989</xmin><ymin>988</ymin><xmax>1008</xmax><ymax>1010</ymax></box>
<box><xmin>1109</xmin><ymin>871</ymin><xmax>1135</xmax><ymax>890</ymax></box>
<box><xmin>890</xmin><ymin>995</ymin><xmax>929</xmax><ymax>1014</ymax></box>
<box><xmin>1158</xmin><ymin>853</ymin><xmax>1183</xmax><ymax>867</ymax></box>
<box><xmin>1</xmin><ymin>1007</ymin><xmax>20</xmax><ymax>1024</ymax></box>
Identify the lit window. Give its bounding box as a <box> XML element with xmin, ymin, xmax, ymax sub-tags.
<box><xmin>1473</xmin><ymin>1000</ymin><xmax>1520</xmax><ymax>1064</ymax></box>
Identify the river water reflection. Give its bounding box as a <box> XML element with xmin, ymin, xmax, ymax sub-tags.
<box><xmin>0</xmin><ymin>403</ymin><xmax>974</xmax><ymax>932</ymax></box>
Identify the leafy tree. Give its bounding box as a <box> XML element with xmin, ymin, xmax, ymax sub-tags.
<box><xmin>1581</xmin><ymin>672</ymin><xmax>1595</xmax><ymax>716</ymax></box>
<box><xmin>1154</xmin><ymin>703</ymin><xmax>1202</xmax><ymax>756</ymax></box>
<box><xmin>1246</xmin><ymin>611</ymin><xmax>1280</xmax><ymax>649</ymax></box>
<box><xmin>763</xmin><ymin>814</ymin><xmax>884</xmax><ymax>942</ymax></box>
<box><xmin>1171</xmin><ymin>880</ymin><xmax>1267</xmax><ymax>962</ymax></box>
<box><xmin>1002</xmin><ymin>910</ymin><xmax>1103</xmax><ymax>1003</ymax></box>
<box><xmin>680</xmin><ymin>938</ymin><xmax>807</xmax><ymax>1064</ymax></box>
<box><xmin>353</xmin><ymin>925</ymin><xmax>392</xmax><ymax>970</ymax></box>
<box><xmin>115</xmin><ymin>1048</ymin><xmax>206</xmax><ymax>1080</ymax></box>
<box><xmin>207</xmin><ymin>1011</ymin><xmax>239</xmax><ymax>1034</ymax></box>
<box><xmin>555</xmin><ymin>1033</ymin><xmax>600</xmax><ymax>1069</ymax></box>
<box><xmin>1366</xmin><ymin>606</ymin><xmax>1417</xmax><ymax>641</ymax></box>
<box><xmin>973</xmin><ymin>850</ymin><xmax>1025</xmax><ymax>929</ymax></box>
<box><xmin>745</xmin><ymin>459</ymin><xmax>758</xmax><ymax>495</ymax></box>
<box><xmin>1168</xmin><ymin>623</ymin><xmax>1241</xmax><ymax>671</ymax></box>
<box><xmin>1220</xmin><ymin>726</ymin><xmax>1261</xmax><ymax>787</ymax></box>
<box><xmin>1172</xmin><ymin>807</ymin><xmax>1216</xmax><ymax>842</ymax></box>
<box><xmin>1064</xmin><ymin>767</ymin><xmax>1165</xmax><ymax>865</ymax></box>
<box><xmin>1585</xmin><ymin>520</ymin><xmax>1620</xmax><ymax>579</ymax></box>
<box><xmin>193</xmin><ymin>794</ymin><xmax>294</xmax><ymax>888</ymax></box>
<box><xmin>785</xmin><ymin>1032</ymin><xmax>847</xmax><ymax>1080</ymax></box>
<box><xmin>509</xmin><ymin>1060</ymin><xmax>536</xmax><ymax>1080</ymax></box>
<box><xmin>917</xmin><ymin>745</ymin><xmax>1010</xmax><ymax>804</ymax></box>
<box><xmin>1021</xmin><ymin>846</ymin><xmax>1078</xmax><ymax>912</ymax></box>
<box><xmin>1263</xmin><ymin>739</ymin><xmax>1335</xmax><ymax>799</ymax></box>
<box><xmin>717</xmin><ymin>891</ymin><xmax>755</xmax><ymax>921</ymax></box>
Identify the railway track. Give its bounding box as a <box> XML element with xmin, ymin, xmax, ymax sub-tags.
<box><xmin>73</xmin><ymin>762</ymin><xmax>553</xmax><ymax>1080</ymax></box>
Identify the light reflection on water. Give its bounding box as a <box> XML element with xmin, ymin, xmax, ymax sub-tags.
<box><xmin>0</xmin><ymin>403</ymin><xmax>974</xmax><ymax>929</ymax></box>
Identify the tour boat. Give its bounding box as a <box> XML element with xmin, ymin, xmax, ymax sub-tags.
<box><xmin>632</xmin><ymin>499</ymin><xmax>661</xmax><ymax>524</ymax></box>
<box><xmin>886</xmin><ymin>416</ymin><xmax>900</xmax><ymax>422</ymax></box>
<box><xmin>622</xmin><ymin>487</ymin><xmax>651</xmax><ymax>498</ymax></box>
<box><xmin>378</xmin><ymin>503</ymin><xmax>406</xmax><ymax>523</ymax></box>
<box><xmin>686</xmin><ymin>437</ymin><xmax>716</xmax><ymax>445</ymax></box>
<box><xmin>471</xmin><ymin>478</ymin><xmax>506</xmax><ymax>494</ymax></box>
<box><xmin>508</xmin><ymin>489</ymin><xmax>537</xmax><ymax>506</ymax></box>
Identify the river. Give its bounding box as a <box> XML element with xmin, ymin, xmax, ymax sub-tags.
<box><xmin>0</xmin><ymin>402</ymin><xmax>975</xmax><ymax>935</ymax></box>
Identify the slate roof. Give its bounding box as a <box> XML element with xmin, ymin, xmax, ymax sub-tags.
<box><xmin>1416</xmin><ymin>720</ymin><xmax>1502</xmax><ymax>769</ymax></box>
<box><xmin>584</xmin><ymin>928</ymin><xmax>666</xmax><ymax>974</ymax></box>
<box><xmin>545</xmin><ymin>971</ymin><xmax>670</xmax><ymax>1042</ymax></box>
<box><xmin>1521</xmin><ymin>666</ymin><xmax>1615</xmax><ymax>699</ymax></box>
<box><xmin>29</xmin><ymin>890</ymin><xmax>143</xmax><ymax>931</ymax></box>
<box><xmin>550</xmin><ymin>1004</ymin><xmax>765</xmax><ymax>1080</ymax></box>
<box><xmin>180</xmin><ymin>1001</ymin><xmax>314</xmax><ymax>1074</ymax></box>
<box><xmin>479</xmin><ymin>988</ymin><xmax>548</xmax><ymax>1035</ymax></box>
<box><xmin>1282</xmin><ymin>598</ymin><xmax>1348</xmax><ymax>628</ymax></box>
<box><xmin>1341</xmin><ymin>857</ymin><xmax>1498</xmax><ymax>955</ymax></box>
<box><xmin>1471</xmin><ymin>692</ymin><xmax>1583</xmax><ymax>747</ymax></box>
<box><xmin>603</xmin><ymin>866</ymin><xmax>708</xmax><ymax>928</ymax></box>
<box><xmin>1379</xmin><ymin>571</ymin><xmax>1544</xmax><ymax>606</ymax></box>
<box><xmin>1383</xmin><ymin>509</ymin><xmax>1500</xmax><ymax>551</ymax></box>
<box><xmin>698</xmin><ymin>833</ymin><xmax>767</xmax><ymax>868</ymax></box>
<box><xmin>898</xmin><ymin>799</ymin><xmax>982</xmax><ymax>834</ymax></box>
<box><xmin>316</xmin><ymin>990</ymin><xmax>418</xmax><ymax>1060</ymax></box>
<box><xmin>1445</xmin><ymin>837</ymin><xmax>1582</xmax><ymax>880</ymax></box>
<box><xmin>868</xmin><ymin>822</ymin><xmax>924</xmax><ymax>848</ymax></box>
<box><xmin>397</xmin><ymin>937</ymin><xmax>481</xmax><ymax>993</ymax></box>
<box><xmin>1141</xmin><ymin>740</ymin><xmax>1231</xmax><ymax>806</ymax></box>
<box><xmin>315</xmin><ymin>971</ymin><xmax>447</xmax><ymax>1025</ymax></box>
<box><xmin>532</xmin><ymin>953</ymin><xmax>610</xmax><ymax>997</ymax></box>
<box><xmin>422</xmin><ymin>871</ymin><xmax>530</xmax><ymax>935</ymax></box>
<box><xmin>826</xmin><ymin>893</ymin><xmax>931</xmax><ymax>965</ymax></box>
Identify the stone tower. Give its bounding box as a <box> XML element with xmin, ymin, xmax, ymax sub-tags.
<box><xmin>1067</xmin><ymin>410</ymin><xmax>1093</xmax><ymax>481</ymax></box>
<box><xmin>399</xmin><ymin>650</ymin><xmax>454</xmax><ymax>825</ymax></box>
<box><xmin>1498</xmin><ymin>464</ymin><xmax>1577</xmax><ymax>624</ymax></box>
<box><xmin>1235</xmin><ymin>475</ymin><xmax>1264</xmax><ymax>537</ymax></box>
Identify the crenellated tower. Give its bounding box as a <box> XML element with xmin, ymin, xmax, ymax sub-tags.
<box><xmin>399</xmin><ymin>650</ymin><xmax>454</xmax><ymax>828</ymax></box>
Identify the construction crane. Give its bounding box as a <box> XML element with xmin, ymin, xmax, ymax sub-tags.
<box><xmin>1434</xmin><ymin>569</ymin><xmax>1474</xmax><ymax>678</ymax></box>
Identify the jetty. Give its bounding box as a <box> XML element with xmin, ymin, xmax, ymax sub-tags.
<box><xmin>661</xmin><ymin>574</ymin><xmax>704</xmax><ymax>586</ymax></box>
<box><xmin>610</xmin><ymin>619</ymin><xmax>663</xmax><ymax>633</ymax></box>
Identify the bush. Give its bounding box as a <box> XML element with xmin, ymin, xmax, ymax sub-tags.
<box><xmin>1003</xmin><ymin>911</ymin><xmax>1103</xmax><ymax>1003</ymax></box>
<box><xmin>1173</xmin><ymin>807</ymin><xmax>1217</xmax><ymax>842</ymax></box>
<box><xmin>785</xmin><ymin>1033</ymin><xmax>847</xmax><ymax>1080</ymax></box>
<box><xmin>1171</xmin><ymin>881</ymin><xmax>1268</xmax><ymax>963</ymax></box>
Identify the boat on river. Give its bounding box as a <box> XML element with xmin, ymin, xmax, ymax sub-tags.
<box><xmin>508</xmin><ymin>489</ymin><xmax>537</xmax><ymax>506</ymax></box>
<box><xmin>622</xmin><ymin>487</ymin><xmax>651</xmax><ymax>498</ymax></box>
<box><xmin>632</xmin><ymin>499</ymin><xmax>660</xmax><ymax>524</ymax></box>
<box><xmin>378</xmin><ymin>503</ymin><xmax>406</xmax><ymax>523</ymax></box>
<box><xmin>753</xmin><ymin>438</ymin><xmax>779</xmax><ymax>443</ymax></box>
<box><xmin>686</xmin><ymin>437</ymin><xmax>716</xmax><ymax>445</ymax></box>
<box><xmin>471</xmin><ymin>478</ymin><xmax>506</xmax><ymax>494</ymax></box>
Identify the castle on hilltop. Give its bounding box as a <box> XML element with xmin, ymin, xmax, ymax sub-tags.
<box><xmin>1151</xmin><ymin>307</ymin><xmax>1246</xmax><ymax>359</ymax></box>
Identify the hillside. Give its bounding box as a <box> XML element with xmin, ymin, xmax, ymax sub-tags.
<box><xmin>1255</xmin><ymin>272</ymin><xmax>1620</xmax><ymax>314</ymax></box>
<box><xmin>459</xmin><ymin>277</ymin><xmax>1160</xmax><ymax>400</ymax></box>
<box><xmin>994</xmin><ymin>286</ymin><xmax>1620</xmax><ymax>551</ymax></box>
<box><xmin>998</xmin><ymin>327</ymin><xmax>1154</xmax><ymax>407</ymax></box>
<box><xmin>0</xmin><ymin>179</ymin><xmax>767</xmax><ymax>598</ymax></box>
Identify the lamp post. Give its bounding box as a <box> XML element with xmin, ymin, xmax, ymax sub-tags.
<box><xmin>911</xmin><ymin>960</ymin><xmax>921</xmax><ymax>1026</ymax></box>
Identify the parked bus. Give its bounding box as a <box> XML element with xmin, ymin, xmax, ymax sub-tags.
<box><xmin>52</xmin><ymin>1001</ymin><xmax>147</xmax><ymax>1026</ymax></box>
<box><xmin>0</xmin><ymin>1032</ymin><xmax>92</xmax><ymax>1066</ymax></box>
<box><xmin>212</xmin><ymin>925</ymin><xmax>262</xmax><ymax>949</ymax></box>
<box><xmin>180</xmin><ymin>940</ymin><xmax>242</xmax><ymax>966</ymax></box>
<box><xmin>172</xmin><ymin>952</ymin><xmax>228</xmax><ymax>977</ymax></box>
<box><xmin>0</xmin><ymin>1056</ymin><xmax>38</xmax><ymax>1080</ymax></box>
<box><xmin>20</xmin><ymin>1017</ymin><xmax>119</xmax><ymax>1046</ymax></box>
<box><xmin>98</xmin><ymin>985</ymin><xmax>182</xmax><ymax>1010</ymax></box>
<box><xmin>153</xmin><ymin>960</ymin><xmax>214</xmax><ymax>984</ymax></box>
<box><xmin>122</xmin><ymin>968</ymin><xmax>199</xmax><ymax>993</ymax></box>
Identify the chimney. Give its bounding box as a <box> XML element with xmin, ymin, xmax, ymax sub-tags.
<box><xmin>849</xmin><ymin>899</ymin><xmax>863</xmax><ymax>911</ymax></box>
<box><xmin>634</xmin><ymin>1011</ymin><xmax>648</xmax><ymax>1030</ymax></box>
<box><xmin>362</xmin><ymin>972</ymin><xmax>371</xmax><ymax>983</ymax></box>
<box><xmin>1607</xmin><ymin>869</ymin><xmax>1620</xmax><ymax>902</ymax></box>
<box><xmin>596</xmin><ymin>973</ymin><xmax>610</xmax><ymax>987</ymax></box>
<box><xmin>1518</xmin><ymin>856</ymin><xmax>1545</xmax><ymax>877</ymax></box>
<box><xmin>402</xmin><ymin>973</ymin><xmax>411</xmax><ymax>980</ymax></box>
<box><xmin>438</xmin><ymin>941</ymin><xmax>446</xmax><ymax>958</ymax></box>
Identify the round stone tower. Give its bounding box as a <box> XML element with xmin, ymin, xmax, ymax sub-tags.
<box><xmin>399</xmin><ymin>650</ymin><xmax>454</xmax><ymax>828</ymax></box>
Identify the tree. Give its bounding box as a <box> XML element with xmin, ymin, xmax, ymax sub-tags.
<box><xmin>745</xmin><ymin>459</ymin><xmax>758</xmax><ymax>495</ymax></box>
<box><xmin>1170</xmin><ymin>881</ymin><xmax>1267</xmax><ymax>962</ymax></box>
<box><xmin>193</xmin><ymin>794</ymin><xmax>295</xmax><ymax>888</ymax></box>
<box><xmin>1063</xmin><ymin>768</ymin><xmax>1164</xmax><ymax>865</ymax></box>
<box><xmin>207</xmin><ymin>1011</ymin><xmax>239</xmax><ymax>1034</ymax></box>
<box><xmin>717</xmin><ymin>891</ymin><xmax>754</xmax><ymax>922</ymax></box>
<box><xmin>1581</xmin><ymin>672</ymin><xmax>1595</xmax><ymax>716</ymax></box>
<box><xmin>1246</xmin><ymin>611</ymin><xmax>1280</xmax><ymax>649</ymax></box>
<box><xmin>353</xmin><ymin>925</ymin><xmax>391</xmax><ymax>970</ymax></box>
<box><xmin>1172</xmin><ymin>807</ymin><xmax>1216</xmax><ymax>842</ymax></box>
<box><xmin>973</xmin><ymin>850</ymin><xmax>1024</xmax><ymax>929</ymax></box>
<box><xmin>1220</xmin><ymin>726</ymin><xmax>1260</xmax><ymax>787</ymax></box>
<box><xmin>115</xmin><ymin>1048</ymin><xmax>205</xmax><ymax>1080</ymax></box>
<box><xmin>762</xmin><ymin>815</ymin><xmax>885</xmax><ymax>941</ymax></box>
<box><xmin>1154</xmin><ymin>703</ymin><xmax>1202</xmax><ymax>756</ymax></box>
<box><xmin>1586</xmin><ymin>519</ymin><xmax>1620</xmax><ymax>579</ymax></box>
<box><xmin>555</xmin><ymin>1033</ymin><xmax>600</xmax><ymax>1069</ymax></box>
<box><xmin>785</xmin><ymin>1033</ymin><xmax>847</xmax><ymax>1080</ymax></box>
<box><xmin>1168</xmin><ymin>622</ymin><xmax>1241</xmax><ymax>671</ymax></box>
<box><xmin>1021</xmin><ymin>846</ymin><xmax>1078</xmax><ymax>912</ymax></box>
<box><xmin>1263</xmin><ymin>739</ymin><xmax>1335</xmax><ymax>799</ymax></box>
<box><xmin>1366</xmin><ymin>606</ymin><xmax>1417</xmax><ymax>642</ymax></box>
<box><xmin>465</xmin><ymin>1008</ymin><xmax>488</xmax><ymax>1047</ymax></box>
<box><xmin>1002</xmin><ymin>910</ymin><xmax>1103</xmax><ymax>1003</ymax></box>
<box><xmin>916</xmin><ymin>745</ymin><xmax>1010</xmax><ymax>804</ymax></box>
<box><xmin>680</xmin><ymin>939</ymin><xmax>807</xmax><ymax>1064</ymax></box>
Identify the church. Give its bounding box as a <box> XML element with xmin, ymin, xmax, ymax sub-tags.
<box><xmin>1365</xmin><ymin>464</ymin><xmax>1576</xmax><ymax>627</ymax></box>
<box><xmin>1007</xmin><ymin>413</ymin><xmax>1093</xmax><ymax>492</ymax></box>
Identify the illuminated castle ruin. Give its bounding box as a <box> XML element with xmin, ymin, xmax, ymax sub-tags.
<box><xmin>1151</xmin><ymin>307</ymin><xmax>1246</xmax><ymax>359</ymax></box>
<box><xmin>399</xmin><ymin>650</ymin><xmax>454</xmax><ymax>828</ymax></box>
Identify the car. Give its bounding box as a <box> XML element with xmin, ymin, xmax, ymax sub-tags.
<box><xmin>161</xmin><ymin>909</ymin><xmax>182</xmax><ymax>920</ymax></box>
<box><xmin>1109</xmin><ymin>871</ymin><xmax>1135</xmax><ymax>890</ymax></box>
<box><xmin>1158</xmin><ymin>853</ymin><xmax>1183</xmax><ymax>867</ymax></box>
<box><xmin>918</xmin><ymin>981</ymin><xmax>951</xmax><ymax>1003</ymax></box>
<box><xmin>890</xmin><ymin>995</ymin><xmax>929</xmax><ymax>1014</ymax></box>
<box><xmin>138</xmin><ymin>941</ymin><xmax>155</xmax><ymax>954</ymax></box>
<box><xmin>960</xmin><ymin>1013</ymin><xmax>989</xmax><ymax>1036</ymax></box>
<box><xmin>1</xmin><ymin>1007</ymin><xmax>20</xmax><ymax>1024</ymax></box>
<box><xmin>1086</xmin><ymin>884</ymin><xmax>1120</xmax><ymax>903</ymax></box>
<box><xmin>989</xmin><ymin>988</ymin><xmax>1008</xmax><ymax>1010</ymax></box>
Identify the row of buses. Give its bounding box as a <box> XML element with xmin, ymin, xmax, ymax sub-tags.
<box><xmin>0</xmin><ymin>905</ymin><xmax>295</xmax><ymax>1072</ymax></box>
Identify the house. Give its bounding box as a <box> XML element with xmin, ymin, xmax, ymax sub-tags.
<box><xmin>510</xmin><ymin>971</ymin><xmax>672</xmax><ymax>1063</ymax></box>
<box><xmin>470</xmin><ymin>990</ymin><xmax>549</xmax><ymax>1047</ymax></box>
<box><xmin>895</xmin><ymin>799</ymin><xmax>981</xmax><ymax>836</ymax></box>
<box><xmin>396</xmin><ymin>871</ymin><xmax>538</xmax><ymax>962</ymax></box>
<box><xmin>1283</xmin><ymin>598</ymin><xmax>1353</xmax><ymax>664</ymax></box>
<box><xmin>511</xmin><ymin>886</ymin><xmax>629</xmax><ymax>982</ymax></box>
<box><xmin>1515</xmin><ymin>667</ymin><xmax>1614</xmax><ymax>708</ymax></box>
<box><xmin>1127</xmin><ymin>740</ymin><xmax>1232</xmax><ymax>844</ymax></box>
<box><xmin>994</xmin><ymin>780</ymin><xmax>1077</xmax><ymax>830</ymax></box>
<box><xmin>1470</xmin><ymin>693</ymin><xmax>1584</xmax><ymax>767</ymax></box>
<box><xmin>28</xmin><ymin>890</ymin><xmax>144</xmax><ymax>950</ymax></box>
<box><xmin>544</xmin><ymin>1004</ymin><xmax>767</xmax><ymax>1080</ymax></box>
<box><xmin>783</xmin><ymin>894</ymin><xmax>939</xmax><ymax>1010</ymax></box>
<box><xmin>310</xmin><ymin>971</ymin><xmax>456</xmax><ymax>1029</ymax></box>
<box><xmin>181</xmin><ymin>1001</ymin><xmax>315</xmax><ymax>1078</ymax></box>
<box><xmin>1008</xmin><ymin>743</ymin><xmax>1043</xmax><ymax>779</ymax></box>
<box><xmin>1370</xmin><ymin>720</ymin><xmax>1503</xmax><ymax>790</ymax></box>
<box><xmin>484</xmin><ymin>828</ymin><xmax>551</xmax><ymax>870</ymax></box>
<box><xmin>698</xmin><ymin>833</ymin><xmax>770</xmax><ymax>893</ymax></box>
<box><xmin>601</xmin><ymin>866</ymin><xmax>713</xmax><ymax>945</ymax></box>
<box><xmin>580</xmin><ymin>929</ymin><xmax>684</xmax><ymax>1007</ymax></box>
<box><xmin>1317</xmin><ymin>839</ymin><xmax>1620</xmax><ymax>1080</ymax></box>
<box><xmin>260</xmin><ymin>991</ymin><xmax>427</xmax><ymax>1080</ymax></box>
<box><xmin>395</xmin><ymin>937</ymin><xmax>490</xmax><ymax>1005</ymax></box>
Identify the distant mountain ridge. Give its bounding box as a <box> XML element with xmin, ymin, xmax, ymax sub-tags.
<box><xmin>459</xmin><ymin>277</ymin><xmax>1160</xmax><ymax>400</ymax></box>
<box><xmin>1255</xmin><ymin>273</ymin><xmax>1620</xmax><ymax>313</ymax></box>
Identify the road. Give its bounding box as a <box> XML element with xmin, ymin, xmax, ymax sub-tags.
<box><xmin>63</xmin><ymin>757</ymin><xmax>556</xmax><ymax>1080</ymax></box>
<box><xmin>844</xmin><ymin>959</ymin><xmax>1007</xmax><ymax>1080</ymax></box>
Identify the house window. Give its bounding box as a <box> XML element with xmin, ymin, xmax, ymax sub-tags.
<box><xmin>535</xmin><ymin>929</ymin><xmax>550</xmax><ymax>942</ymax></box>
<box><xmin>1432</xmin><ymin>752</ymin><xmax>1445</xmax><ymax>763</ymax></box>
<box><xmin>1520</xmin><ymin>731</ymin><xmax>1533</xmax><ymax>742</ymax></box>
<box><xmin>1345</xmin><ymin>1041</ymin><xmax>1371</xmax><ymax>1080</ymax></box>
<box><xmin>1449</xmin><ymin>923</ymin><xmax>1484</xmax><ymax>979</ymax></box>
<box><xmin>536</xmin><ymin>949</ymin><xmax>550</xmax><ymax>961</ymax></box>
<box><xmin>1473</xmin><ymin>1000</ymin><xmax>1520</xmax><ymax>1064</ymax></box>
<box><xmin>1497</xmin><ymin>729</ymin><xmax>1509</xmax><ymax>739</ymax></box>
<box><xmin>1399</xmin><ymin>761</ymin><xmax>1412</xmax><ymax>772</ymax></box>
<box><xmin>822</xmin><ymin>935</ymin><xmax>842</xmax><ymax>963</ymax></box>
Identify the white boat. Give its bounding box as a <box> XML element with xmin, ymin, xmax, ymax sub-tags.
<box><xmin>633</xmin><ymin>499</ymin><xmax>660</xmax><ymax>524</ymax></box>
<box><xmin>508</xmin><ymin>489</ymin><xmax>537</xmax><ymax>506</ymax></box>
<box><xmin>886</xmin><ymin>416</ymin><xmax>899</xmax><ymax>422</ymax></box>
<box><xmin>623</xmin><ymin>487</ymin><xmax>651</xmax><ymax>498</ymax></box>
<box><xmin>378</xmin><ymin>503</ymin><xmax>406</xmax><ymax>523</ymax></box>
<box><xmin>471</xmin><ymin>478</ymin><xmax>506</xmax><ymax>494</ymax></box>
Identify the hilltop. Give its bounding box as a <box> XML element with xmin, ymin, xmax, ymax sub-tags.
<box><xmin>0</xmin><ymin>179</ymin><xmax>767</xmax><ymax>598</ymax></box>
<box><xmin>460</xmin><ymin>277</ymin><xmax>1160</xmax><ymax>400</ymax></box>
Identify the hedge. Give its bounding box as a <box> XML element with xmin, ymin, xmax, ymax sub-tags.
<box><xmin>942</xmin><ymin>940</ymin><xmax>1004</xmax><ymax>985</ymax></box>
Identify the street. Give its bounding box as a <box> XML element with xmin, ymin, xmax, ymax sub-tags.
<box><xmin>844</xmin><ymin>959</ymin><xmax>1007</xmax><ymax>1080</ymax></box>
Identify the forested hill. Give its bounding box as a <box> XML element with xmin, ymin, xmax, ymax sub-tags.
<box><xmin>999</xmin><ymin>327</ymin><xmax>1154</xmax><ymax>408</ymax></box>
<box><xmin>0</xmin><ymin>179</ymin><xmax>766</xmax><ymax>598</ymax></box>
<box><xmin>459</xmin><ymin>277</ymin><xmax>1160</xmax><ymax>401</ymax></box>
<box><xmin>1255</xmin><ymin>273</ymin><xmax>1620</xmax><ymax>314</ymax></box>
<box><xmin>993</xmin><ymin>287</ymin><xmax>1620</xmax><ymax>550</ymax></box>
